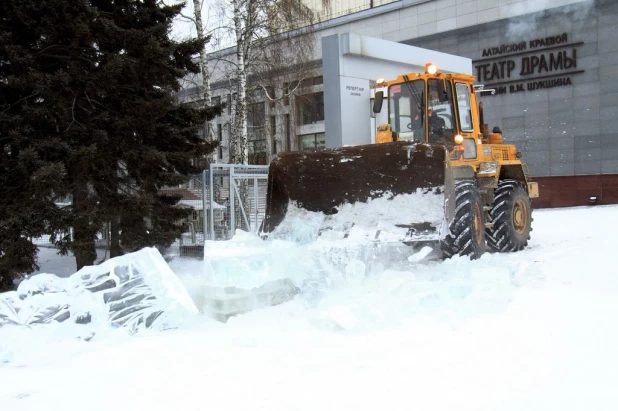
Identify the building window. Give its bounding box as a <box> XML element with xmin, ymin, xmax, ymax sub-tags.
<box><xmin>270</xmin><ymin>116</ymin><xmax>277</xmax><ymax>155</ymax></box>
<box><xmin>247</xmin><ymin>102</ymin><xmax>265</xmax><ymax>141</ymax></box>
<box><xmin>270</xmin><ymin>115</ymin><xmax>276</xmax><ymax>136</ymax></box>
<box><xmin>217</xmin><ymin>123</ymin><xmax>223</xmax><ymax>160</ymax></box>
<box><xmin>296</xmin><ymin>92</ymin><xmax>324</xmax><ymax>126</ymax></box>
<box><xmin>247</xmin><ymin>102</ymin><xmax>266</xmax><ymax>164</ymax></box>
<box><xmin>300</xmin><ymin>133</ymin><xmax>325</xmax><ymax>151</ymax></box>
<box><xmin>285</xmin><ymin>114</ymin><xmax>291</xmax><ymax>151</ymax></box>
<box><xmin>299</xmin><ymin>76</ymin><xmax>323</xmax><ymax>88</ymax></box>
<box><xmin>249</xmin><ymin>140</ymin><xmax>267</xmax><ymax>165</ymax></box>
<box><xmin>212</xmin><ymin>96</ymin><xmax>221</xmax><ymax>106</ymax></box>
<box><xmin>227</xmin><ymin>93</ymin><xmax>237</xmax><ymax>115</ymax></box>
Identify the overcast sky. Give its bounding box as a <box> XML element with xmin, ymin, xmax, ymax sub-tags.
<box><xmin>167</xmin><ymin>0</ymin><xmax>197</xmax><ymax>41</ymax></box>
<box><xmin>167</xmin><ymin>0</ymin><xmax>238</xmax><ymax>52</ymax></box>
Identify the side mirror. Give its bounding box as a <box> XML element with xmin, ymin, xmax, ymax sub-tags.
<box><xmin>373</xmin><ymin>91</ymin><xmax>384</xmax><ymax>113</ymax></box>
<box><xmin>437</xmin><ymin>80</ymin><xmax>448</xmax><ymax>103</ymax></box>
<box><xmin>479</xmin><ymin>101</ymin><xmax>488</xmax><ymax>136</ymax></box>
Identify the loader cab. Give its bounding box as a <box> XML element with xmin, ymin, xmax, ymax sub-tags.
<box><xmin>374</xmin><ymin>67</ymin><xmax>481</xmax><ymax>161</ymax></box>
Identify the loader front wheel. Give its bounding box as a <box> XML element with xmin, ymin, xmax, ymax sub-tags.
<box><xmin>441</xmin><ymin>180</ymin><xmax>485</xmax><ymax>260</ymax></box>
<box><xmin>486</xmin><ymin>180</ymin><xmax>533</xmax><ymax>252</ymax></box>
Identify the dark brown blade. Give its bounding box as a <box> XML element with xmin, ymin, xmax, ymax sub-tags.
<box><xmin>261</xmin><ymin>141</ymin><xmax>447</xmax><ymax>234</ymax></box>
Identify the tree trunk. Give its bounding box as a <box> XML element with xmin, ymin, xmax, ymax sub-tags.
<box><xmin>192</xmin><ymin>0</ymin><xmax>213</xmax><ymax>149</ymax></box>
<box><xmin>233</xmin><ymin>0</ymin><xmax>249</xmax><ymax>165</ymax></box>
<box><xmin>0</xmin><ymin>272</ymin><xmax>13</xmax><ymax>293</ymax></box>
<box><xmin>72</xmin><ymin>183</ymin><xmax>97</xmax><ymax>270</ymax></box>
<box><xmin>193</xmin><ymin>0</ymin><xmax>211</xmax><ymax>107</ymax></box>
<box><xmin>110</xmin><ymin>215</ymin><xmax>123</xmax><ymax>258</ymax></box>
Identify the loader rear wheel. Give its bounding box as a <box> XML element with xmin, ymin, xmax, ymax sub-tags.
<box><xmin>486</xmin><ymin>180</ymin><xmax>533</xmax><ymax>252</ymax></box>
<box><xmin>441</xmin><ymin>180</ymin><xmax>485</xmax><ymax>260</ymax></box>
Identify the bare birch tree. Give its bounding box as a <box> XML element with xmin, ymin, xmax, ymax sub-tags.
<box><xmin>231</xmin><ymin>0</ymin><xmax>251</xmax><ymax>164</ymax></box>
<box><xmin>173</xmin><ymin>0</ymin><xmax>215</xmax><ymax>161</ymax></box>
<box><xmin>192</xmin><ymin>0</ymin><xmax>212</xmax><ymax>108</ymax></box>
<box><xmin>196</xmin><ymin>0</ymin><xmax>328</xmax><ymax>164</ymax></box>
<box><xmin>171</xmin><ymin>0</ymin><xmax>330</xmax><ymax>164</ymax></box>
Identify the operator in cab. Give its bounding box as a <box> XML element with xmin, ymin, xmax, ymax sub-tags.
<box><xmin>427</xmin><ymin>81</ymin><xmax>455</xmax><ymax>150</ymax></box>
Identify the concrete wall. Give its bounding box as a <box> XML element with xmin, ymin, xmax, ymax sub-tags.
<box><xmin>312</xmin><ymin>0</ymin><xmax>588</xmax><ymax>56</ymax></box>
<box><xmin>404</xmin><ymin>0</ymin><xmax>618</xmax><ymax>177</ymax></box>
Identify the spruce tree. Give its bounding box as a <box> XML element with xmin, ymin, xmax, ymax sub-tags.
<box><xmin>0</xmin><ymin>0</ymin><xmax>70</xmax><ymax>290</ymax></box>
<box><xmin>0</xmin><ymin>0</ymin><xmax>220</xmax><ymax>288</ymax></box>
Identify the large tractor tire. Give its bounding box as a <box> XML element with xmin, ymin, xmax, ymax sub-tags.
<box><xmin>486</xmin><ymin>180</ymin><xmax>533</xmax><ymax>252</ymax></box>
<box><xmin>441</xmin><ymin>180</ymin><xmax>486</xmax><ymax>260</ymax></box>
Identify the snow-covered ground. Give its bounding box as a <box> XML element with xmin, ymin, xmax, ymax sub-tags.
<box><xmin>1</xmin><ymin>205</ymin><xmax>617</xmax><ymax>411</ymax></box>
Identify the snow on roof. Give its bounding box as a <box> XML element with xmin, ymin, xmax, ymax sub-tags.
<box><xmin>178</xmin><ymin>199</ymin><xmax>226</xmax><ymax>210</ymax></box>
<box><xmin>158</xmin><ymin>188</ymin><xmax>201</xmax><ymax>200</ymax></box>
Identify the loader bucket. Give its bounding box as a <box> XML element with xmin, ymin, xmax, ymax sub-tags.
<box><xmin>261</xmin><ymin>141</ymin><xmax>452</xmax><ymax>244</ymax></box>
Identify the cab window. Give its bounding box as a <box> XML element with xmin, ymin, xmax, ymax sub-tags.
<box><xmin>427</xmin><ymin>79</ymin><xmax>455</xmax><ymax>147</ymax></box>
<box><xmin>388</xmin><ymin>79</ymin><xmax>425</xmax><ymax>142</ymax></box>
<box><xmin>455</xmin><ymin>83</ymin><xmax>473</xmax><ymax>132</ymax></box>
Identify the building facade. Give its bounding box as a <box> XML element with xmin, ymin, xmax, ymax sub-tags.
<box><xmin>180</xmin><ymin>0</ymin><xmax>618</xmax><ymax>207</ymax></box>
<box><xmin>402</xmin><ymin>0</ymin><xmax>618</xmax><ymax>207</ymax></box>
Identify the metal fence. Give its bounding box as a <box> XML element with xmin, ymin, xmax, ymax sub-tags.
<box><xmin>30</xmin><ymin>164</ymin><xmax>270</xmax><ymax>261</ymax></box>
<box><xmin>207</xmin><ymin>164</ymin><xmax>269</xmax><ymax>241</ymax></box>
<box><xmin>162</xmin><ymin>164</ymin><xmax>269</xmax><ymax>258</ymax></box>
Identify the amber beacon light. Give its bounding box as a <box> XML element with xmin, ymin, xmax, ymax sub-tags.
<box><xmin>425</xmin><ymin>63</ymin><xmax>438</xmax><ymax>74</ymax></box>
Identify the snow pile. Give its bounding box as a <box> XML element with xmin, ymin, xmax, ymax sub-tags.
<box><xmin>198</xmin><ymin>189</ymin><xmax>447</xmax><ymax>320</ymax></box>
<box><xmin>200</xmin><ymin>227</ymin><xmax>392</xmax><ymax>320</ymax></box>
<box><xmin>203</xmin><ymin>231</ymin><xmax>306</xmax><ymax>290</ymax></box>
<box><xmin>202</xmin><ymin>229</ymin><xmax>414</xmax><ymax>306</ymax></box>
<box><xmin>269</xmin><ymin>188</ymin><xmax>446</xmax><ymax>243</ymax></box>
<box><xmin>0</xmin><ymin>247</ymin><xmax>198</xmax><ymax>355</ymax></box>
<box><xmin>296</xmin><ymin>251</ymin><xmax>523</xmax><ymax>332</ymax></box>
<box><xmin>203</xmin><ymin>189</ymin><xmax>445</xmax><ymax>294</ymax></box>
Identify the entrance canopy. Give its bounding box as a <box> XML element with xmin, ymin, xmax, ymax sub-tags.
<box><xmin>322</xmin><ymin>33</ymin><xmax>472</xmax><ymax>148</ymax></box>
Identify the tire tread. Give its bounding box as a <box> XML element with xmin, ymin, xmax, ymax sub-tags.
<box><xmin>486</xmin><ymin>179</ymin><xmax>533</xmax><ymax>252</ymax></box>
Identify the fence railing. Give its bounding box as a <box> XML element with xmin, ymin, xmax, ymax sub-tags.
<box><xmin>207</xmin><ymin>164</ymin><xmax>269</xmax><ymax>242</ymax></box>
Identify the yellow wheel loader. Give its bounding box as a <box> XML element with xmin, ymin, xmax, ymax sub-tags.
<box><xmin>260</xmin><ymin>64</ymin><xmax>539</xmax><ymax>259</ymax></box>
